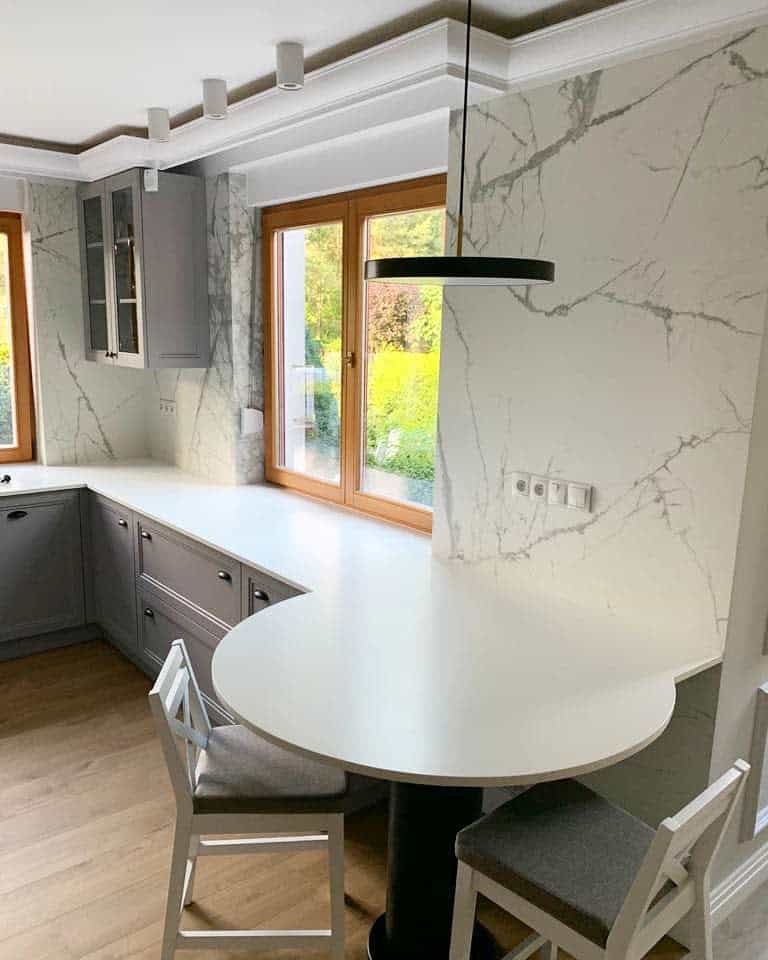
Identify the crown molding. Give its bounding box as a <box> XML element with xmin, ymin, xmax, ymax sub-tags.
<box><xmin>1</xmin><ymin>0</ymin><xmax>767</xmax><ymax>184</ymax></box>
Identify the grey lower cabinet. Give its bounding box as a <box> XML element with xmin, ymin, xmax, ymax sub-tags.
<box><xmin>136</xmin><ymin>516</ymin><xmax>241</xmax><ymax>631</ymax></box>
<box><xmin>0</xmin><ymin>491</ymin><xmax>85</xmax><ymax>644</ymax></box>
<box><xmin>78</xmin><ymin>168</ymin><xmax>208</xmax><ymax>369</ymax></box>
<box><xmin>137</xmin><ymin>582</ymin><xmax>231</xmax><ymax>723</ymax></box>
<box><xmin>243</xmin><ymin>565</ymin><xmax>301</xmax><ymax>614</ymax></box>
<box><xmin>88</xmin><ymin>494</ymin><xmax>137</xmax><ymax>655</ymax></box>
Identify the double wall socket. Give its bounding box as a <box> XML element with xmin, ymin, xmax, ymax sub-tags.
<box><xmin>510</xmin><ymin>472</ymin><xmax>593</xmax><ymax>512</ymax></box>
<box><xmin>159</xmin><ymin>399</ymin><xmax>177</xmax><ymax>417</ymax></box>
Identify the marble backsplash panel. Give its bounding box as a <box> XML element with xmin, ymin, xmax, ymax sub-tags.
<box><xmin>434</xmin><ymin>27</ymin><xmax>768</xmax><ymax>654</ymax></box>
<box><xmin>28</xmin><ymin>181</ymin><xmax>149</xmax><ymax>465</ymax></box>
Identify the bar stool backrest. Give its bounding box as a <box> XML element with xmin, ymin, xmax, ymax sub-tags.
<box><xmin>606</xmin><ymin>759</ymin><xmax>750</xmax><ymax>960</ymax></box>
<box><xmin>148</xmin><ymin>639</ymin><xmax>213</xmax><ymax>812</ymax></box>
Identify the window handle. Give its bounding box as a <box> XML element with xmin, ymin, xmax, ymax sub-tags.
<box><xmin>343</xmin><ymin>351</ymin><xmax>355</xmax><ymax>368</ymax></box>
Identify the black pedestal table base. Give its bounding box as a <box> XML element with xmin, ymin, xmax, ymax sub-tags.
<box><xmin>367</xmin><ymin>782</ymin><xmax>496</xmax><ymax>960</ymax></box>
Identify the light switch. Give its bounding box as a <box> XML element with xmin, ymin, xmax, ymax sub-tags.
<box><xmin>530</xmin><ymin>476</ymin><xmax>548</xmax><ymax>502</ymax></box>
<box><xmin>548</xmin><ymin>479</ymin><xmax>567</xmax><ymax>506</ymax></box>
<box><xmin>510</xmin><ymin>472</ymin><xmax>530</xmax><ymax>497</ymax></box>
<box><xmin>567</xmin><ymin>483</ymin><xmax>592</xmax><ymax>512</ymax></box>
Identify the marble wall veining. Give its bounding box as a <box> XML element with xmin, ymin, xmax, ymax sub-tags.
<box><xmin>146</xmin><ymin>172</ymin><xmax>264</xmax><ymax>484</ymax></box>
<box><xmin>434</xmin><ymin>27</ymin><xmax>768</xmax><ymax>659</ymax></box>
<box><xmin>27</xmin><ymin>181</ymin><xmax>149</xmax><ymax>464</ymax></box>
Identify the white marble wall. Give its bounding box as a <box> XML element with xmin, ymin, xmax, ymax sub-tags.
<box><xmin>28</xmin><ymin>181</ymin><xmax>149</xmax><ymax>464</ymax></box>
<box><xmin>147</xmin><ymin>173</ymin><xmax>264</xmax><ymax>483</ymax></box>
<box><xmin>434</xmin><ymin>27</ymin><xmax>768</xmax><ymax>659</ymax></box>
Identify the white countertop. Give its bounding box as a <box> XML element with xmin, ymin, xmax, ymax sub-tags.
<box><xmin>2</xmin><ymin>460</ymin><xmax>723</xmax><ymax>785</ymax></box>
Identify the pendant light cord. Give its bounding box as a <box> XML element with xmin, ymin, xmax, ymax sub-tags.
<box><xmin>456</xmin><ymin>0</ymin><xmax>472</xmax><ymax>257</ymax></box>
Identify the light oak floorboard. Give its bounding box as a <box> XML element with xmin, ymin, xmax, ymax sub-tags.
<box><xmin>0</xmin><ymin>641</ymin><xmax>685</xmax><ymax>960</ymax></box>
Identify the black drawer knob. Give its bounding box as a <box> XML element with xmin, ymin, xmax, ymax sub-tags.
<box><xmin>217</xmin><ymin>570</ymin><xmax>232</xmax><ymax>582</ymax></box>
<box><xmin>118</xmin><ymin>518</ymin><xmax>128</xmax><ymax>528</ymax></box>
<box><xmin>143</xmin><ymin>608</ymin><xmax>154</xmax><ymax>619</ymax></box>
<box><xmin>253</xmin><ymin>588</ymin><xmax>270</xmax><ymax>605</ymax></box>
<box><xmin>7</xmin><ymin>510</ymin><xmax>27</xmax><ymax>520</ymax></box>
<box><xmin>140</xmin><ymin>530</ymin><xmax>152</xmax><ymax>541</ymax></box>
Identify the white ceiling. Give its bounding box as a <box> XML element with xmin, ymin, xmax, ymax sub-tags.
<box><xmin>2</xmin><ymin>0</ymin><xmax>623</xmax><ymax>147</ymax></box>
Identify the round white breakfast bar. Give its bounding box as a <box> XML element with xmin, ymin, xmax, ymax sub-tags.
<box><xmin>212</xmin><ymin>558</ymin><xmax>702</xmax><ymax>960</ymax></box>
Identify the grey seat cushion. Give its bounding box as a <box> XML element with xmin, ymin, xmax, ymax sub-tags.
<box><xmin>455</xmin><ymin>779</ymin><xmax>655</xmax><ymax>947</ymax></box>
<box><xmin>194</xmin><ymin>724</ymin><xmax>382</xmax><ymax>814</ymax></box>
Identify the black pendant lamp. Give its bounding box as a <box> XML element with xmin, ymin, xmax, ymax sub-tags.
<box><xmin>365</xmin><ymin>0</ymin><xmax>555</xmax><ymax>287</ymax></box>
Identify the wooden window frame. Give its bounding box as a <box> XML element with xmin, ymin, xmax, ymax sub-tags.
<box><xmin>263</xmin><ymin>175</ymin><xmax>446</xmax><ymax>532</ymax></box>
<box><xmin>0</xmin><ymin>213</ymin><xmax>34</xmax><ymax>463</ymax></box>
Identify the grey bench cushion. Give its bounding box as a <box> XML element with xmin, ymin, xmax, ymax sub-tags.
<box><xmin>455</xmin><ymin>780</ymin><xmax>655</xmax><ymax>947</ymax></box>
<box><xmin>194</xmin><ymin>724</ymin><xmax>380</xmax><ymax>814</ymax></box>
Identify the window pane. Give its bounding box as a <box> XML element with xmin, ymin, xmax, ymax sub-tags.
<box><xmin>362</xmin><ymin>208</ymin><xmax>445</xmax><ymax>508</ymax></box>
<box><xmin>277</xmin><ymin>222</ymin><xmax>343</xmax><ymax>484</ymax></box>
<box><xmin>0</xmin><ymin>234</ymin><xmax>17</xmax><ymax>448</ymax></box>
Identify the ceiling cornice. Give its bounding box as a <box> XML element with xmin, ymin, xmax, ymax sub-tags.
<box><xmin>1</xmin><ymin>0</ymin><xmax>767</xmax><ymax>184</ymax></box>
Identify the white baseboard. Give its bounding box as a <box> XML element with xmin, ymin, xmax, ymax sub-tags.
<box><xmin>711</xmin><ymin>841</ymin><xmax>768</xmax><ymax>925</ymax></box>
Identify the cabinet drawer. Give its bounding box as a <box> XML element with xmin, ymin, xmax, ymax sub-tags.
<box><xmin>137</xmin><ymin>585</ymin><xmax>231</xmax><ymax>722</ymax></box>
<box><xmin>241</xmin><ymin>565</ymin><xmax>302</xmax><ymax>617</ymax></box>
<box><xmin>136</xmin><ymin>518</ymin><xmax>241</xmax><ymax>629</ymax></box>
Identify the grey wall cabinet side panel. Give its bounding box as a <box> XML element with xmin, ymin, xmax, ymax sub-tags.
<box><xmin>141</xmin><ymin>172</ymin><xmax>209</xmax><ymax>368</ymax></box>
<box><xmin>0</xmin><ymin>491</ymin><xmax>85</xmax><ymax>643</ymax></box>
<box><xmin>137</xmin><ymin>583</ymin><xmax>232</xmax><ymax>723</ymax></box>
<box><xmin>88</xmin><ymin>493</ymin><xmax>138</xmax><ymax>654</ymax></box>
<box><xmin>136</xmin><ymin>517</ymin><xmax>241</xmax><ymax>630</ymax></box>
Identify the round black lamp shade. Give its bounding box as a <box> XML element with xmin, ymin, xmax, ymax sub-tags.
<box><xmin>364</xmin><ymin>255</ymin><xmax>555</xmax><ymax>286</ymax></box>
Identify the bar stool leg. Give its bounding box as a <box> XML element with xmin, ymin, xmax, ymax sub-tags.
<box><xmin>161</xmin><ymin>817</ymin><xmax>191</xmax><ymax>960</ymax></box>
<box><xmin>449</xmin><ymin>863</ymin><xmax>478</xmax><ymax>960</ymax></box>
<box><xmin>328</xmin><ymin>815</ymin><xmax>346</xmax><ymax>960</ymax></box>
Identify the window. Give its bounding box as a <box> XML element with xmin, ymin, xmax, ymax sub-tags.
<box><xmin>264</xmin><ymin>177</ymin><xmax>446</xmax><ymax>531</ymax></box>
<box><xmin>0</xmin><ymin>214</ymin><xmax>33</xmax><ymax>463</ymax></box>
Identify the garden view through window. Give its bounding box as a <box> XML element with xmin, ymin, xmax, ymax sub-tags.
<box><xmin>265</xmin><ymin>177</ymin><xmax>446</xmax><ymax>530</ymax></box>
<box><xmin>0</xmin><ymin>213</ymin><xmax>33</xmax><ymax>463</ymax></box>
<box><xmin>0</xmin><ymin>232</ymin><xmax>15</xmax><ymax>448</ymax></box>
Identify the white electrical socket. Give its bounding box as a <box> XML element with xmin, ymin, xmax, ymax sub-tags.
<box><xmin>530</xmin><ymin>476</ymin><xmax>548</xmax><ymax>502</ymax></box>
<box><xmin>510</xmin><ymin>472</ymin><xmax>530</xmax><ymax>496</ymax></box>
<box><xmin>159</xmin><ymin>399</ymin><xmax>176</xmax><ymax>417</ymax></box>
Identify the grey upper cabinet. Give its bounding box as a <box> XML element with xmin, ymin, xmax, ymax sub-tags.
<box><xmin>88</xmin><ymin>494</ymin><xmax>137</xmax><ymax>655</ymax></box>
<box><xmin>78</xmin><ymin>168</ymin><xmax>209</xmax><ymax>369</ymax></box>
<box><xmin>0</xmin><ymin>491</ymin><xmax>85</xmax><ymax>643</ymax></box>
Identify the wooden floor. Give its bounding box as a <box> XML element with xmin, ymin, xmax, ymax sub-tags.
<box><xmin>0</xmin><ymin>640</ymin><xmax>684</xmax><ymax>960</ymax></box>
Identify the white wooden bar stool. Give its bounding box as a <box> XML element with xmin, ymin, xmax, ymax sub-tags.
<box><xmin>449</xmin><ymin>762</ymin><xmax>749</xmax><ymax>960</ymax></box>
<box><xmin>149</xmin><ymin>639</ymin><xmax>382</xmax><ymax>960</ymax></box>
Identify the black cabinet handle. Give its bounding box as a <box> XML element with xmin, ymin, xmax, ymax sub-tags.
<box><xmin>217</xmin><ymin>570</ymin><xmax>232</xmax><ymax>582</ymax></box>
<box><xmin>118</xmin><ymin>518</ymin><xmax>128</xmax><ymax>527</ymax></box>
<box><xmin>7</xmin><ymin>510</ymin><xmax>27</xmax><ymax>520</ymax></box>
<box><xmin>143</xmin><ymin>608</ymin><xmax>154</xmax><ymax>619</ymax></box>
<box><xmin>140</xmin><ymin>530</ymin><xmax>152</xmax><ymax>541</ymax></box>
<box><xmin>253</xmin><ymin>588</ymin><xmax>270</xmax><ymax>605</ymax></box>
<box><xmin>0</xmin><ymin>475</ymin><xmax>10</xmax><ymax>484</ymax></box>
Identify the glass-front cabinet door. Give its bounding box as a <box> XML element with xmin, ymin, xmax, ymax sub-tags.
<box><xmin>79</xmin><ymin>182</ymin><xmax>112</xmax><ymax>362</ymax></box>
<box><xmin>106</xmin><ymin>172</ymin><xmax>144</xmax><ymax>366</ymax></box>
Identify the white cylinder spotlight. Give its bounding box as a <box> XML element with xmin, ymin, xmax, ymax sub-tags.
<box><xmin>203</xmin><ymin>78</ymin><xmax>228</xmax><ymax>119</ymax></box>
<box><xmin>147</xmin><ymin>107</ymin><xmax>171</xmax><ymax>142</ymax></box>
<box><xmin>276</xmin><ymin>42</ymin><xmax>304</xmax><ymax>91</ymax></box>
